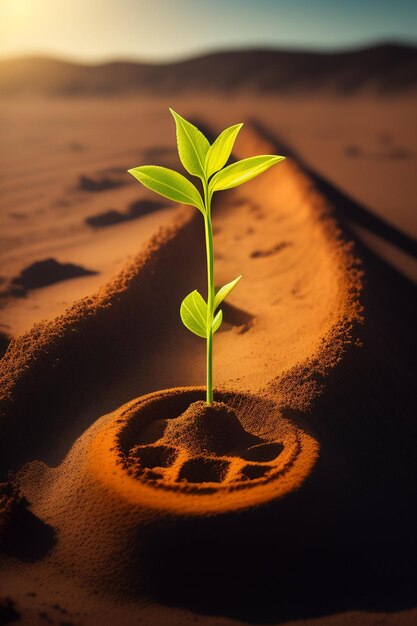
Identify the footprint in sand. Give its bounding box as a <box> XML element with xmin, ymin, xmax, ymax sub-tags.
<box><xmin>250</xmin><ymin>241</ymin><xmax>292</xmax><ymax>258</ymax></box>
<box><xmin>85</xmin><ymin>198</ymin><xmax>170</xmax><ymax>228</ymax></box>
<box><xmin>120</xmin><ymin>392</ymin><xmax>296</xmax><ymax>497</ymax></box>
<box><xmin>7</xmin><ymin>258</ymin><xmax>98</xmax><ymax>295</ymax></box>
<box><xmin>78</xmin><ymin>173</ymin><xmax>125</xmax><ymax>192</ymax></box>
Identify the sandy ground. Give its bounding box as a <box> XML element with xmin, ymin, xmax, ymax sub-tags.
<box><xmin>0</xmin><ymin>94</ymin><xmax>416</xmax><ymax>625</ymax></box>
<box><xmin>0</xmin><ymin>94</ymin><xmax>416</xmax><ymax>343</ymax></box>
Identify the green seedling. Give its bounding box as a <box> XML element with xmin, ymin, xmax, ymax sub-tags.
<box><xmin>128</xmin><ymin>109</ymin><xmax>285</xmax><ymax>404</ymax></box>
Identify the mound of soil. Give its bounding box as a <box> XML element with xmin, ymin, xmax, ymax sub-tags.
<box><xmin>162</xmin><ymin>401</ymin><xmax>259</xmax><ymax>456</ymax></box>
<box><xmin>114</xmin><ymin>388</ymin><xmax>316</xmax><ymax>503</ymax></box>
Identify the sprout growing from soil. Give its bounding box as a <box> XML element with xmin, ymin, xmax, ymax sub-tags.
<box><xmin>128</xmin><ymin>110</ymin><xmax>285</xmax><ymax>404</ymax></box>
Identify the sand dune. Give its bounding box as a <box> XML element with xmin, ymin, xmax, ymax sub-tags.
<box><xmin>1</xmin><ymin>119</ymin><xmax>416</xmax><ymax>626</ymax></box>
<box><xmin>1</xmin><ymin>43</ymin><xmax>416</xmax><ymax>96</ymax></box>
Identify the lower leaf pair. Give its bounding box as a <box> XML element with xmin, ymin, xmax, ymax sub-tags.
<box><xmin>180</xmin><ymin>275</ymin><xmax>241</xmax><ymax>339</ymax></box>
<box><xmin>180</xmin><ymin>290</ymin><xmax>221</xmax><ymax>338</ymax></box>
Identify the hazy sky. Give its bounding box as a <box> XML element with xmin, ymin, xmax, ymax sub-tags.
<box><xmin>0</xmin><ymin>0</ymin><xmax>416</xmax><ymax>62</ymax></box>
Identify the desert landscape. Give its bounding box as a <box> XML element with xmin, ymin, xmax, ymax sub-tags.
<box><xmin>0</xmin><ymin>42</ymin><xmax>416</xmax><ymax>626</ymax></box>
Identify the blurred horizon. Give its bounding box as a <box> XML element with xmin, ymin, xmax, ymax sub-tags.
<box><xmin>1</xmin><ymin>40</ymin><xmax>416</xmax><ymax>67</ymax></box>
<box><xmin>1</xmin><ymin>0</ymin><xmax>416</xmax><ymax>63</ymax></box>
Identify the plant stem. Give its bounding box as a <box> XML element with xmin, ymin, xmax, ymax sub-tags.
<box><xmin>203</xmin><ymin>182</ymin><xmax>214</xmax><ymax>404</ymax></box>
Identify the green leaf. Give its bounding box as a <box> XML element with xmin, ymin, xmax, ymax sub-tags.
<box><xmin>169</xmin><ymin>108</ymin><xmax>210</xmax><ymax>179</ymax></box>
<box><xmin>128</xmin><ymin>165</ymin><xmax>205</xmax><ymax>214</ymax></box>
<box><xmin>212</xmin><ymin>309</ymin><xmax>223</xmax><ymax>334</ymax></box>
<box><xmin>180</xmin><ymin>290</ymin><xmax>207</xmax><ymax>338</ymax></box>
<box><xmin>205</xmin><ymin>123</ymin><xmax>243</xmax><ymax>178</ymax></box>
<box><xmin>214</xmin><ymin>275</ymin><xmax>242</xmax><ymax>311</ymax></box>
<box><xmin>209</xmin><ymin>155</ymin><xmax>285</xmax><ymax>193</ymax></box>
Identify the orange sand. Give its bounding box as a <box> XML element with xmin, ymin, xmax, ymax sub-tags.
<box><xmin>0</xmin><ymin>110</ymin><xmax>416</xmax><ymax>626</ymax></box>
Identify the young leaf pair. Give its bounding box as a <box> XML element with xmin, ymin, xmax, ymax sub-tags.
<box><xmin>180</xmin><ymin>274</ymin><xmax>242</xmax><ymax>339</ymax></box>
<box><xmin>128</xmin><ymin>111</ymin><xmax>283</xmax><ymax>216</ymax></box>
<box><xmin>128</xmin><ymin>109</ymin><xmax>285</xmax><ymax>403</ymax></box>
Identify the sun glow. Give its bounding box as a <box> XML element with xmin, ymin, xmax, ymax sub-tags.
<box><xmin>0</xmin><ymin>0</ymin><xmax>416</xmax><ymax>62</ymax></box>
<box><xmin>0</xmin><ymin>0</ymin><xmax>37</xmax><ymax>26</ymax></box>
